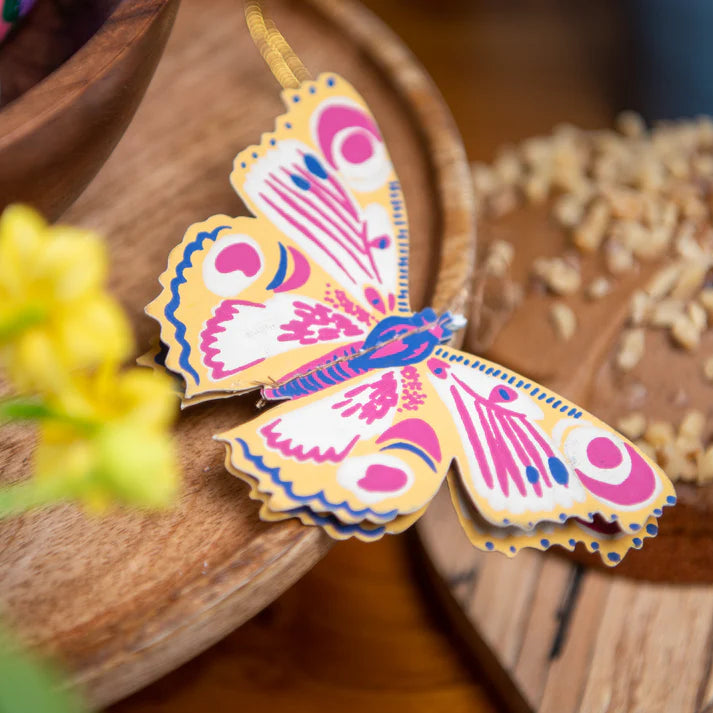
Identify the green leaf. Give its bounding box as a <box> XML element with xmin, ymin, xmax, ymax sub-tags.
<box><xmin>0</xmin><ymin>397</ymin><xmax>56</xmax><ymax>423</ymax></box>
<box><xmin>0</xmin><ymin>627</ymin><xmax>87</xmax><ymax>713</ymax></box>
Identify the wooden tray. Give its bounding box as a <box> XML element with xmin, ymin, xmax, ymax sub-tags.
<box><xmin>0</xmin><ymin>0</ymin><xmax>474</xmax><ymax>707</ymax></box>
<box><xmin>417</xmin><ymin>488</ymin><xmax>713</xmax><ymax>713</ymax></box>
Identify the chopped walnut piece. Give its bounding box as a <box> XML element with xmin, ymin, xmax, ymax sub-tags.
<box><xmin>586</xmin><ymin>276</ymin><xmax>612</xmax><ymax>300</ymax></box>
<box><xmin>471</xmin><ymin>162</ymin><xmax>497</xmax><ymax>197</ymax></box>
<box><xmin>521</xmin><ymin>136</ymin><xmax>552</xmax><ymax>167</ymax></box>
<box><xmin>638</xmin><ymin>224</ymin><xmax>675</xmax><ymax>260</ymax></box>
<box><xmin>602</xmin><ymin>187</ymin><xmax>644</xmax><ymax>220</ymax></box>
<box><xmin>687</xmin><ymin>301</ymin><xmax>708</xmax><ymax>331</ymax></box>
<box><xmin>644</xmin><ymin>421</ymin><xmax>675</xmax><ymax>449</ymax></box>
<box><xmin>671</xmin><ymin>313</ymin><xmax>702</xmax><ymax>350</ymax></box>
<box><xmin>549</xmin><ymin>302</ymin><xmax>576</xmax><ymax>341</ymax></box>
<box><xmin>532</xmin><ymin>256</ymin><xmax>581</xmax><ymax>295</ymax></box>
<box><xmin>629</xmin><ymin>291</ymin><xmax>652</xmax><ymax>325</ymax></box>
<box><xmin>645</xmin><ymin>263</ymin><xmax>683</xmax><ymax>299</ymax></box>
<box><xmin>553</xmin><ymin>194</ymin><xmax>585</xmax><ymax>228</ymax></box>
<box><xmin>487</xmin><ymin>187</ymin><xmax>519</xmax><ymax>217</ymax></box>
<box><xmin>616</xmin><ymin>328</ymin><xmax>645</xmax><ymax>371</ymax></box>
<box><xmin>679</xmin><ymin>410</ymin><xmax>706</xmax><ymax>440</ymax></box>
<box><xmin>674</xmin><ymin>222</ymin><xmax>708</xmax><ymax>262</ymax></box>
<box><xmin>616</xmin><ymin>111</ymin><xmax>646</xmax><ymax>139</ymax></box>
<box><xmin>493</xmin><ymin>150</ymin><xmax>522</xmax><ymax>186</ymax></box>
<box><xmin>610</xmin><ymin>219</ymin><xmax>650</xmax><ymax>256</ymax></box>
<box><xmin>671</xmin><ymin>261</ymin><xmax>709</xmax><ymax>300</ymax></box>
<box><xmin>573</xmin><ymin>200</ymin><xmax>609</xmax><ymax>252</ymax></box>
<box><xmin>523</xmin><ymin>173</ymin><xmax>551</xmax><ymax>203</ymax></box>
<box><xmin>483</xmin><ymin>239</ymin><xmax>515</xmax><ymax>278</ymax></box>
<box><xmin>660</xmin><ymin>441</ymin><xmax>699</xmax><ymax>481</ymax></box>
<box><xmin>634</xmin><ymin>156</ymin><xmax>666</xmax><ymax>192</ymax></box>
<box><xmin>605</xmin><ymin>240</ymin><xmax>635</xmax><ymax>274</ymax></box>
<box><xmin>617</xmin><ymin>412</ymin><xmax>647</xmax><ymax>440</ymax></box>
<box><xmin>649</xmin><ymin>298</ymin><xmax>685</xmax><ymax>328</ymax></box>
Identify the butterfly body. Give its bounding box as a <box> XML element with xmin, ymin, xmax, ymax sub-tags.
<box><xmin>147</xmin><ymin>73</ymin><xmax>675</xmax><ymax>565</ymax></box>
<box><xmin>263</xmin><ymin>309</ymin><xmax>460</xmax><ymax>400</ymax></box>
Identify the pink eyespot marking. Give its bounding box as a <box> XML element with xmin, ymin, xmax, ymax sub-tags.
<box><xmin>364</xmin><ymin>286</ymin><xmax>386</xmax><ymax>313</ymax></box>
<box><xmin>315</xmin><ymin>104</ymin><xmax>382</xmax><ymax>169</ymax></box>
<box><xmin>587</xmin><ymin>437</ymin><xmax>623</xmax><ymax>469</ymax></box>
<box><xmin>387</xmin><ymin>293</ymin><xmax>396</xmax><ymax>311</ymax></box>
<box><xmin>358</xmin><ymin>464</ymin><xmax>408</xmax><ymax>493</ymax></box>
<box><xmin>214</xmin><ymin>243</ymin><xmax>261</xmax><ymax>276</ymax></box>
<box><xmin>367</xmin><ymin>235</ymin><xmax>391</xmax><ymax>250</ymax></box>
<box><xmin>427</xmin><ymin>358</ymin><xmax>449</xmax><ymax>380</ymax></box>
<box><xmin>342</xmin><ymin>131</ymin><xmax>374</xmax><ymax>163</ymax></box>
<box><xmin>489</xmin><ymin>385</ymin><xmax>517</xmax><ymax>403</ymax></box>
<box><xmin>577</xmin><ymin>443</ymin><xmax>656</xmax><ymax>506</ymax></box>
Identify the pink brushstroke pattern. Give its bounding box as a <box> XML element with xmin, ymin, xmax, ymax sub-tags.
<box><xmin>257</xmin><ymin>149</ymin><xmax>385</xmax><ymax>288</ymax></box>
<box><xmin>449</xmin><ymin>374</ymin><xmax>564</xmax><ymax>499</ymax></box>
<box><xmin>261</xmin><ymin>419</ymin><xmax>359</xmax><ymax>463</ymax></box>
<box><xmin>200</xmin><ymin>300</ymin><xmax>266</xmax><ymax>380</ymax></box>
<box><xmin>278</xmin><ymin>300</ymin><xmax>364</xmax><ymax>345</ymax></box>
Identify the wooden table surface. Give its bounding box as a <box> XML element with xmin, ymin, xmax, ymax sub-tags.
<box><xmin>109</xmin><ymin>1</ymin><xmax>620</xmax><ymax>711</ymax></box>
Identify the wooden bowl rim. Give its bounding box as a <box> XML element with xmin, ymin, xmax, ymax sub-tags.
<box><xmin>0</xmin><ymin>0</ymin><xmax>176</xmax><ymax>149</ymax></box>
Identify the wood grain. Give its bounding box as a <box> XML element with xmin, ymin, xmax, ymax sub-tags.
<box><xmin>0</xmin><ymin>0</ymin><xmax>179</xmax><ymax>220</ymax></box>
<box><xmin>419</xmin><ymin>484</ymin><xmax>713</xmax><ymax>713</ymax></box>
<box><xmin>0</xmin><ymin>0</ymin><xmax>121</xmax><ymax>107</ymax></box>
<box><xmin>109</xmin><ymin>538</ymin><xmax>501</xmax><ymax>713</ymax></box>
<box><xmin>0</xmin><ymin>0</ymin><xmax>475</xmax><ymax>708</ymax></box>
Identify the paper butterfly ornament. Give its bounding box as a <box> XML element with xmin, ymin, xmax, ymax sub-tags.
<box><xmin>146</xmin><ymin>73</ymin><xmax>676</xmax><ymax>566</ymax></box>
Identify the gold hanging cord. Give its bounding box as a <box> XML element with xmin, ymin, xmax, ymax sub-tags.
<box><xmin>244</xmin><ymin>1</ymin><xmax>312</xmax><ymax>89</ymax></box>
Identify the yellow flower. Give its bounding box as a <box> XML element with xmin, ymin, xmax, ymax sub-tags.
<box><xmin>0</xmin><ymin>205</ymin><xmax>133</xmax><ymax>392</ymax></box>
<box><xmin>33</xmin><ymin>367</ymin><xmax>180</xmax><ymax>511</ymax></box>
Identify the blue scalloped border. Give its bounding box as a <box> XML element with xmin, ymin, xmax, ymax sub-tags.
<box><xmin>164</xmin><ymin>224</ymin><xmax>231</xmax><ymax>385</ymax></box>
<box><xmin>235</xmin><ymin>437</ymin><xmax>400</xmax><ymax>522</ymax></box>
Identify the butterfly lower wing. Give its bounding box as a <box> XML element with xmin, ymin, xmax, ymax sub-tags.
<box><xmin>216</xmin><ymin>365</ymin><xmax>452</xmax><ymax>531</ymax></box>
<box><xmin>446</xmin><ymin>473</ymin><xmax>659</xmax><ymax>566</ymax></box>
<box><xmin>230</xmin><ymin>467</ymin><xmax>389</xmax><ymax>541</ymax></box>
<box><xmin>423</xmin><ymin>347</ymin><xmax>674</xmax><ymax>563</ymax></box>
<box><xmin>147</xmin><ymin>213</ymin><xmax>383</xmax><ymax>400</ymax></box>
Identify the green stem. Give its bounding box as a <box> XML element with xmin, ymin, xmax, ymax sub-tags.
<box><xmin>0</xmin><ymin>396</ymin><xmax>98</xmax><ymax>432</ymax></box>
<box><xmin>0</xmin><ymin>397</ymin><xmax>58</xmax><ymax>423</ymax></box>
<box><xmin>0</xmin><ymin>478</ymin><xmax>69</xmax><ymax>518</ymax></box>
<box><xmin>0</xmin><ymin>305</ymin><xmax>48</xmax><ymax>342</ymax></box>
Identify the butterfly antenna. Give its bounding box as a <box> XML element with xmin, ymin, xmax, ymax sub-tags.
<box><xmin>244</xmin><ymin>1</ymin><xmax>312</xmax><ymax>89</ymax></box>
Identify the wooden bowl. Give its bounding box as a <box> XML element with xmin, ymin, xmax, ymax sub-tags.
<box><xmin>0</xmin><ymin>0</ymin><xmax>475</xmax><ymax>708</ymax></box>
<box><xmin>0</xmin><ymin>0</ymin><xmax>180</xmax><ymax>220</ymax></box>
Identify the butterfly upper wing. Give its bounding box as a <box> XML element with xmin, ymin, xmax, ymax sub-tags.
<box><xmin>146</xmin><ymin>74</ymin><xmax>411</xmax><ymax>400</ymax></box>
<box><xmin>216</xmin><ymin>363</ymin><xmax>454</xmax><ymax>528</ymax></box>
<box><xmin>234</xmin><ymin>75</ymin><xmax>411</xmax><ymax>316</ymax></box>
<box><xmin>423</xmin><ymin>346</ymin><xmax>675</xmax><ymax>563</ymax></box>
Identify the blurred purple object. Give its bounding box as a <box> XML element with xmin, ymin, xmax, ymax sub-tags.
<box><xmin>0</xmin><ymin>0</ymin><xmax>36</xmax><ymax>43</ymax></box>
